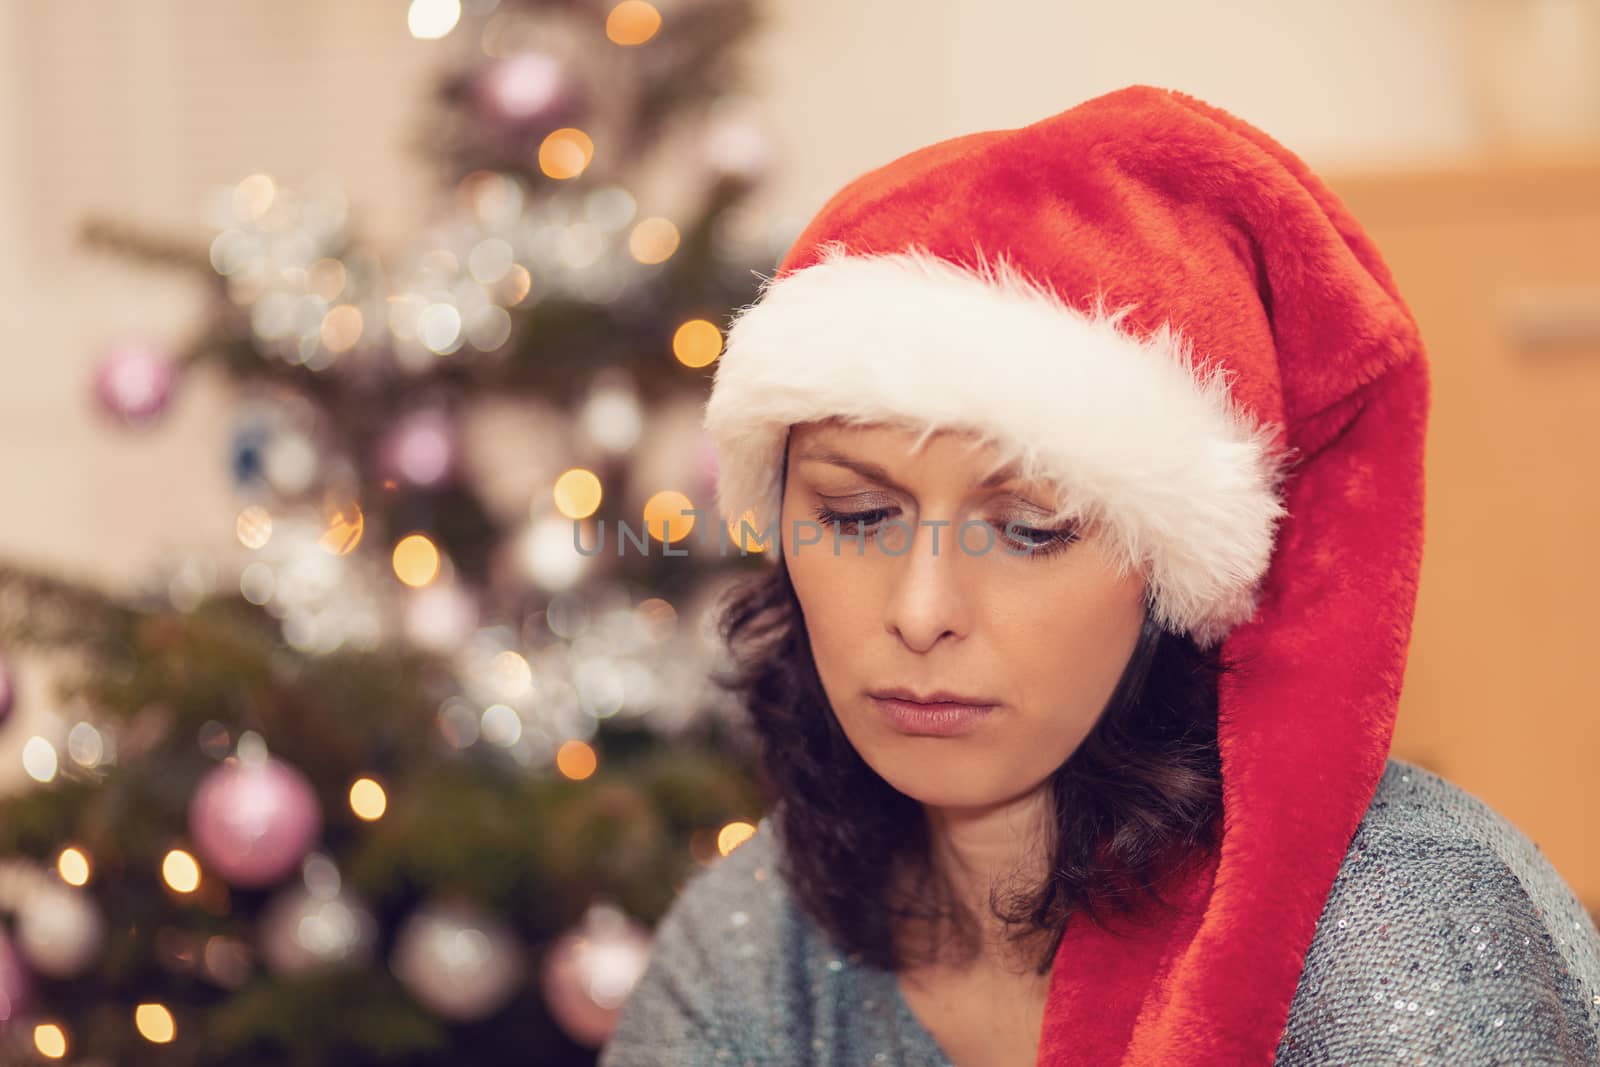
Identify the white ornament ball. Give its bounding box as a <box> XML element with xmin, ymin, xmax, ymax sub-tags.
<box><xmin>260</xmin><ymin>884</ymin><xmax>377</xmax><ymax>976</ymax></box>
<box><xmin>15</xmin><ymin>881</ymin><xmax>104</xmax><ymax>978</ymax></box>
<box><xmin>391</xmin><ymin>899</ymin><xmax>525</xmax><ymax>1022</ymax></box>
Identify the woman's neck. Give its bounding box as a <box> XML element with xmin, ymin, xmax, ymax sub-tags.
<box><xmin>916</xmin><ymin>786</ymin><xmax>1056</xmax><ymax>975</ymax></box>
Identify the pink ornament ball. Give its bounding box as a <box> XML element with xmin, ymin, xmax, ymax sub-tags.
<box><xmin>540</xmin><ymin>904</ymin><xmax>652</xmax><ymax>1048</ymax></box>
<box><xmin>93</xmin><ymin>341</ymin><xmax>177</xmax><ymax>428</ymax></box>
<box><xmin>378</xmin><ymin>409</ymin><xmax>458</xmax><ymax>489</ymax></box>
<box><xmin>188</xmin><ymin>755</ymin><xmax>322</xmax><ymax>889</ymax></box>
<box><xmin>472</xmin><ymin>51</ymin><xmax>580</xmax><ymax>127</ymax></box>
<box><xmin>0</xmin><ymin>927</ymin><xmax>31</xmax><ymax>1027</ymax></box>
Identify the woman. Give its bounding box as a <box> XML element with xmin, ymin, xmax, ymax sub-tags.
<box><xmin>598</xmin><ymin>85</ymin><xmax>1600</xmax><ymax>1065</ymax></box>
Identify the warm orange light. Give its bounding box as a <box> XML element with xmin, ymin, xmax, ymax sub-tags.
<box><xmin>643</xmin><ymin>490</ymin><xmax>695</xmax><ymax>544</ymax></box>
<box><xmin>539</xmin><ymin>128</ymin><xmax>595</xmax><ymax>180</ymax></box>
<box><xmin>628</xmin><ymin>217</ymin><xmax>680</xmax><ymax>264</ymax></box>
<box><xmin>728</xmin><ymin>509</ymin><xmax>769</xmax><ymax>553</ymax></box>
<box><xmin>236</xmin><ymin>504</ymin><xmax>273</xmax><ymax>549</ymax></box>
<box><xmin>553</xmin><ymin>468</ymin><xmax>603</xmax><ymax>519</ymax></box>
<box><xmin>717</xmin><ymin>820</ymin><xmax>758</xmax><ymax>856</ymax></box>
<box><xmin>135</xmin><ymin>1002</ymin><xmax>176</xmax><ymax>1044</ymax></box>
<box><xmin>555</xmin><ymin>739</ymin><xmax>598</xmax><ymax>780</ymax></box>
<box><xmin>349</xmin><ymin>777</ymin><xmax>388</xmax><ymax>821</ymax></box>
<box><xmin>57</xmin><ymin>846</ymin><xmax>90</xmax><ymax>887</ymax></box>
<box><xmin>33</xmin><ymin>1023</ymin><xmax>67</xmax><ymax>1058</ymax></box>
<box><xmin>320</xmin><ymin>500</ymin><xmax>364</xmax><ymax>555</ymax></box>
<box><xmin>163</xmin><ymin>849</ymin><xmax>201</xmax><ymax>894</ymax></box>
<box><xmin>606</xmin><ymin>1</ymin><xmax>662</xmax><ymax>46</ymax></box>
<box><xmin>393</xmin><ymin>533</ymin><xmax>441</xmax><ymax>587</ymax></box>
<box><xmin>672</xmin><ymin>319</ymin><xmax>723</xmax><ymax>368</ymax></box>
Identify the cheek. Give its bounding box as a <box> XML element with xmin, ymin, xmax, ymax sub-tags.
<box><xmin>991</xmin><ymin>566</ymin><xmax>1147</xmax><ymax>725</ymax></box>
<box><xmin>786</xmin><ymin>550</ymin><xmax>873</xmax><ymax>682</ymax></box>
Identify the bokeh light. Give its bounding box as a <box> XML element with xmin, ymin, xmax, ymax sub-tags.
<box><xmin>407</xmin><ymin>0</ymin><xmax>460</xmax><ymax>39</ymax></box>
<box><xmin>22</xmin><ymin>736</ymin><xmax>58</xmax><ymax>783</ymax></box>
<box><xmin>33</xmin><ymin>1023</ymin><xmax>67</xmax><ymax>1059</ymax></box>
<box><xmin>135</xmin><ymin>1003</ymin><xmax>175</xmax><ymax>1044</ymax></box>
<box><xmin>162</xmin><ymin>849</ymin><xmax>201</xmax><ymax>894</ymax></box>
<box><xmin>319</xmin><ymin>501</ymin><xmax>364</xmax><ymax>556</ymax></box>
<box><xmin>606</xmin><ymin>1</ymin><xmax>662</xmax><ymax>46</ymax></box>
<box><xmin>320</xmin><ymin>304</ymin><xmax>364</xmax><ymax>353</ymax></box>
<box><xmin>236</xmin><ymin>504</ymin><xmax>273</xmax><ymax>550</ymax></box>
<box><xmin>393</xmin><ymin>534</ymin><xmax>441</xmax><ymax>587</ymax></box>
<box><xmin>556</xmin><ymin>739</ymin><xmax>598</xmax><ymax>780</ymax></box>
<box><xmin>729</xmin><ymin>508</ymin><xmax>769</xmax><ymax>553</ymax></box>
<box><xmin>628</xmin><ymin>217</ymin><xmax>680</xmax><ymax>264</ymax></box>
<box><xmin>643</xmin><ymin>490</ymin><xmax>695</xmax><ymax>544</ymax></box>
<box><xmin>672</xmin><ymin>318</ymin><xmax>723</xmax><ymax>367</ymax></box>
<box><xmin>539</xmin><ymin>128</ymin><xmax>595</xmax><ymax>180</ymax></box>
<box><xmin>57</xmin><ymin>846</ymin><xmax>91</xmax><ymax>887</ymax></box>
<box><xmin>349</xmin><ymin>777</ymin><xmax>387</xmax><ymax>821</ymax></box>
<box><xmin>718</xmin><ymin>820</ymin><xmax>758</xmax><ymax>856</ymax></box>
<box><xmin>553</xmin><ymin>468</ymin><xmax>603</xmax><ymax>519</ymax></box>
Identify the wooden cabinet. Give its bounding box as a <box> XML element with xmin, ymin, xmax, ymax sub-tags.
<box><xmin>1328</xmin><ymin>156</ymin><xmax>1600</xmax><ymax>911</ymax></box>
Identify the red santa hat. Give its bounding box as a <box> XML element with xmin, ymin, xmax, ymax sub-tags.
<box><xmin>701</xmin><ymin>84</ymin><xmax>1429</xmax><ymax>1065</ymax></box>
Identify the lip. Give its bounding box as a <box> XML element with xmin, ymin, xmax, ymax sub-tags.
<box><xmin>870</xmin><ymin>686</ymin><xmax>999</xmax><ymax>706</ymax></box>
<box><xmin>868</xmin><ymin>689</ymin><xmax>998</xmax><ymax>737</ymax></box>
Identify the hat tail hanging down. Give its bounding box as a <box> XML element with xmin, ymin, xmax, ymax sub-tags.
<box><xmin>701</xmin><ymin>85</ymin><xmax>1431</xmax><ymax>1066</ymax></box>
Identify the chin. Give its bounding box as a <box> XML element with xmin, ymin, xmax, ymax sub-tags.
<box><xmin>857</xmin><ymin>741</ymin><xmax>1027</xmax><ymax>811</ymax></box>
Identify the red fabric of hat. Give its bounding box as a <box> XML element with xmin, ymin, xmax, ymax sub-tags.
<box><xmin>702</xmin><ymin>84</ymin><xmax>1430</xmax><ymax>1065</ymax></box>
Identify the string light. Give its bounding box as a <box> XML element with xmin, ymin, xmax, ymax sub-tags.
<box><xmin>22</xmin><ymin>736</ymin><xmax>58</xmax><ymax>783</ymax></box>
<box><xmin>236</xmin><ymin>504</ymin><xmax>272</xmax><ymax>549</ymax></box>
<box><xmin>553</xmin><ymin>468</ymin><xmax>603</xmax><ymax>519</ymax></box>
<box><xmin>33</xmin><ymin>1022</ymin><xmax>67</xmax><ymax>1059</ymax></box>
<box><xmin>643</xmin><ymin>490</ymin><xmax>695</xmax><ymax>544</ymax></box>
<box><xmin>349</xmin><ymin>777</ymin><xmax>387</xmax><ymax>821</ymax></box>
<box><xmin>539</xmin><ymin>128</ymin><xmax>595</xmax><ymax>180</ymax></box>
<box><xmin>233</xmin><ymin>173</ymin><xmax>275</xmax><ymax>222</ymax></box>
<box><xmin>319</xmin><ymin>500</ymin><xmax>364</xmax><ymax>556</ymax></box>
<box><xmin>672</xmin><ymin>319</ymin><xmax>723</xmax><ymax>367</ymax></box>
<box><xmin>718</xmin><ymin>820</ymin><xmax>758</xmax><ymax>856</ymax></box>
<box><xmin>393</xmin><ymin>534</ymin><xmax>441</xmax><ymax>587</ymax></box>
<box><xmin>606</xmin><ymin>1</ymin><xmax>662</xmax><ymax>46</ymax></box>
<box><xmin>320</xmin><ymin>304</ymin><xmax>364</xmax><ymax>352</ymax></box>
<box><xmin>729</xmin><ymin>509</ymin><xmax>769</xmax><ymax>553</ymax></box>
<box><xmin>57</xmin><ymin>846</ymin><xmax>91</xmax><ymax>887</ymax></box>
<box><xmin>555</xmin><ymin>739</ymin><xmax>597</xmax><ymax>780</ymax></box>
<box><xmin>163</xmin><ymin>849</ymin><xmax>201</xmax><ymax>894</ymax></box>
<box><xmin>135</xmin><ymin>1003</ymin><xmax>176</xmax><ymax>1044</ymax></box>
<box><xmin>628</xmin><ymin>217</ymin><xmax>680</xmax><ymax>264</ymax></box>
<box><xmin>407</xmin><ymin>0</ymin><xmax>460</xmax><ymax>39</ymax></box>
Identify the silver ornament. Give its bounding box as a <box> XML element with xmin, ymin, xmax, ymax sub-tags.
<box><xmin>391</xmin><ymin>898</ymin><xmax>525</xmax><ymax>1021</ymax></box>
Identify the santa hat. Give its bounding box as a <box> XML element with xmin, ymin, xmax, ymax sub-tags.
<box><xmin>700</xmin><ymin>84</ymin><xmax>1429</xmax><ymax>1065</ymax></box>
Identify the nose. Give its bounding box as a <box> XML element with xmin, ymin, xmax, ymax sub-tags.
<box><xmin>882</xmin><ymin>518</ymin><xmax>970</xmax><ymax>652</ymax></box>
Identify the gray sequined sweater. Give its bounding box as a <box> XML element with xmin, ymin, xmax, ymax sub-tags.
<box><xmin>599</xmin><ymin>759</ymin><xmax>1600</xmax><ymax>1065</ymax></box>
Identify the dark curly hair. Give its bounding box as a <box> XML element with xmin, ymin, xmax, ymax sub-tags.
<box><xmin>711</xmin><ymin>543</ymin><xmax>1242</xmax><ymax>978</ymax></box>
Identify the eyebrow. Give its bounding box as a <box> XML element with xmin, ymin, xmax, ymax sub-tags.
<box><xmin>793</xmin><ymin>446</ymin><xmax>1021</xmax><ymax>493</ymax></box>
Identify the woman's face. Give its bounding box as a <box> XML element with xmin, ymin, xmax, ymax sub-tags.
<box><xmin>781</xmin><ymin>419</ymin><xmax>1150</xmax><ymax>813</ymax></box>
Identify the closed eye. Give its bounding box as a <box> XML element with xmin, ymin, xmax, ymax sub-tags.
<box><xmin>808</xmin><ymin>505</ymin><xmax>1078</xmax><ymax>558</ymax></box>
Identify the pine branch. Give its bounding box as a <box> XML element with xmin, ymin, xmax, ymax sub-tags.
<box><xmin>0</xmin><ymin>559</ymin><xmax>140</xmax><ymax>651</ymax></box>
<box><xmin>79</xmin><ymin>216</ymin><xmax>216</xmax><ymax>278</ymax></box>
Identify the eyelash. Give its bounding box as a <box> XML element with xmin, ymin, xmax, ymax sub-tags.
<box><xmin>809</xmin><ymin>505</ymin><xmax>1079</xmax><ymax>559</ymax></box>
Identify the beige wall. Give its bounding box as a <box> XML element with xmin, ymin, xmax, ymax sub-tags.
<box><xmin>0</xmin><ymin>0</ymin><xmax>1541</xmax><ymax>784</ymax></box>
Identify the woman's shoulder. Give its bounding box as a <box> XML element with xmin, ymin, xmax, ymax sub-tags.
<box><xmin>600</xmin><ymin>818</ymin><xmax>951</xmax><ymax>1066</ymax></box>
<box><xmin>599</xmin><ymin>817</ymin><xmax>794</xmax><ymax>1065</ymax></box>
<box><xmin>1277</xmin><ymin>757</ymin><xmax>1600</xmax><ymax>1064</ymax></box>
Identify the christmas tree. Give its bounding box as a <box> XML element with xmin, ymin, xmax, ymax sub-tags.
<box><xmin>0</xmin><ymin>1</ymin><xmax>782</xmax><ymax>1062</ymax></box>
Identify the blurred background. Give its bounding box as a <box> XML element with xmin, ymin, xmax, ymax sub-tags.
<box><xmin>0</xmin><ymin>0</ymin><xmax>1597</xmax><ymax>1062</ymax></box>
